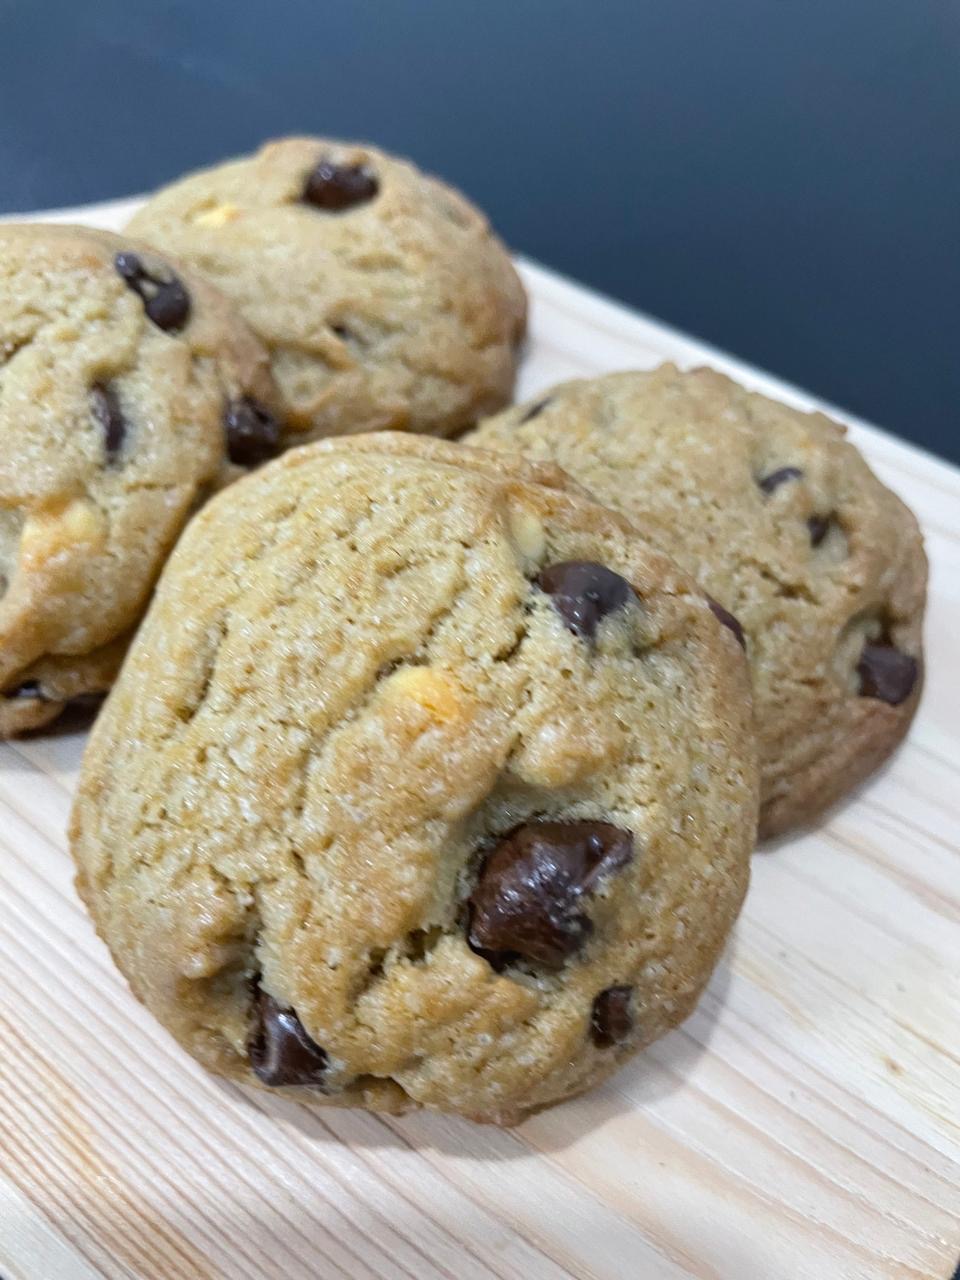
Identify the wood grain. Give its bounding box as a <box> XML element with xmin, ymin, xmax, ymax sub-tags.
<box><xmin>0</xmin><ymin>199</ymin><xmax>957</xmax><ymax>1280</ymax></box>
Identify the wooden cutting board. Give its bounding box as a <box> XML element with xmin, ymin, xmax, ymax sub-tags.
<box><xmin>1</xmin><ymin>199</ymin><xmax>957</xmax><ymax>1280</ymax></box>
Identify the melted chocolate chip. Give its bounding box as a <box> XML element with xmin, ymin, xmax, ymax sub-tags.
<box><xmin>91</xmin><ymin>383</ymin><xmax>126</xmax><ymax>461</ymax></box>
<box><xmin>538</xmin><ymin>561</ymin><xmax>635</xmax><ymax>640</ymax></box>
<box><xmin>468</xmin><ymin>821</ymin><xmax>633</xmax><ymax>970</ymax></box>
<box><xmin>758</xmin><ymin>466</ymin><xmax>803</xmax><ymax>494</ymax></box>
<box><xmin>114</xmin><ymin>251</ymin><xmax>191</xmax><ymax>331</ymax></box>
<box><xmin>519</xmin><ymin>397</ymin><xmax>551</xmax><ymax>424</ymax></box>
<box><xmin>590</xmin><ymin>985</ymin><xmax>634</xmax><ymax>1047</ymax></box>
<box><xmin>303</xmin><ymin>159</ymin><xmax>379</xmax><ymax>211</ymax></box>
<box><xmin>248</xmin><ymin>989</ymin><xmax>329</xmax><ymax>1088</ymax></box>
<box><xmin>808</xmin><ymin>514</ymin><xmax>830</xmax><ymax>547</ymax></box>
<box><xmin>857</xmin><ymin>642</ymin><xmax>918</xmax><ymax>706</ymax></box>
<box><xmin>706</xmin><ymin>596</ymin><xmax>746</xmax><ymax>650</ymax></box>
<box><xmin>224</xmin><ymin>397</ymin><xmax>282</xmax><ymax>467</ymax></box>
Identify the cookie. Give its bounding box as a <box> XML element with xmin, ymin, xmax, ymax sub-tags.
<box><xmin>0</xmin><ymin>223</ymin><xmax>279</xmax><ymax>736</ymax></box>
<box><xmin>127</xmin><ymin>136</ymin><xmax>527</xmax><ymax>443</ymax></box>
<box><xmin>70</xmin><ymin>433</ymin><xmax>758</xmax><ymax>1124</ymax></box>
<box><xmin>468</xmin><ymin>364</ymin><xmax>927</xmax><ymax>837</ymax></box>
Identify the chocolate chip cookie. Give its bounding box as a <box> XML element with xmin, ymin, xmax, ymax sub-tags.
<box><xmin>0</xmin><ymin>224</ymin><xmax>279</xmax><ymax>735</ymax></box>
<box><xmin>70</xmin><ymin>433</ymin><xmax>758</xmax><ymax>1124</ymax></box>
<box><xmin>127</xmin><ymin>137</ymin><xmax>527</xmax><ymax>443</ymax></box>
<box><xmin>468</xmin><ymin>365</ymin><xmax>927</xmax><ymax>837</ymax></box>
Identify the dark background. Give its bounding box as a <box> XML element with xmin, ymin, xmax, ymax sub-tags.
<box><xmin>1</xmin><ymin>0</ymin><xmax>957</xmax><ymax>462</ymax></box>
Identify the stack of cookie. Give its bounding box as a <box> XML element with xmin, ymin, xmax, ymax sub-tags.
<box><xmin>0</xmin><ymin>138</ymin><xmax>525</xmax><ymax>733</ymax></box>
<box><xmin>1</xmin><ymin>137</ymin><xmax>924</xmax><ymax>1125</ymax></box>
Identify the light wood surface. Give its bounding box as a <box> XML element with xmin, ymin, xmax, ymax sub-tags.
<box><xmin>1</xmin><ymin>199</ymin><xmax>957</xmax><ymax>1280</ymax></box>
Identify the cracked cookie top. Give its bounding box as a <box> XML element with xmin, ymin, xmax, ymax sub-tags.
<box><xmin>468</xmin><ymin>365</ymin><xmax>927</xmax><ymax>836</ymax></box>
<box><xmin>0</xmin><ymin>223</ymin><xmax>279</xmax><ymax>735</ymax></box>
<box><xmin>127</xmin><ymin>136</ymin><xmax>528</xmax><ymax>443</ymax></box>
<box><xmin>70</xmin><ymin>433</ymin><xmax>758</xmax><ymax>1125</ymax></box>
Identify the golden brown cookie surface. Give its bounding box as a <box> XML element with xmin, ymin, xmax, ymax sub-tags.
<box><xmin>128</xmin><ymin>137</ymin><xmax>526</xmax><ymax>442</ymax></box>
<box><xmin>0</xmin><ymin>223</ymin><xmax>277</xmax><ymax>735</ymax></box>
<box><xmin>469</xmin><ymin>365</ymin><xmax>926</xmax><ymax>836</ymax></box>
<box><xmin>70</xmin><ymin>434</ymin><xmax>757</xmax><ymax>1124</ymax></box>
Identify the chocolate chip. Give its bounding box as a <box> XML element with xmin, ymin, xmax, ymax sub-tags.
<box><xmin>758</xmin><ymin>466</ymin><xmax>803</xmax><ymax>494</ymax></box>
<box><xmin>538</xmin><ymin>561</ymin><xmax>635</xmax><ymax>640</ymax></box>
<box><xmin>91</xmin><ymin>384</ymin><xmax>126</xmax><ymax>461</ymax></box>
<box><xmin>590</xmin><ymin>985</ymin><xmax>634</xmax><ymax>1047</ymax></box>
<box><xmin>706</xmin><ymin>596</ymin><xmax>746</xmax><ymax>650</ymax></box>
<box><xmin>5</xmin><ymin>679</ymin><xmax>47</xmax><ymax>701</ymax></box>
<box><xmin>857</xmin><ymin>642</ymin><xmax>918</xmax><ymax>706</ymax></box>
<box><xmin>114</xmin><ymin>251</ymin><xmax>191</xmax><ymax>332</ymax></box>
<box><xmin>303</xmin><ymin>159</ymin><xmax>379</xmax><ymax>211</ymax></box>
<box><xmin>520</xmin><ymin>397</ymin><xmax>551</xmax><ymax>424</ymax></box>
<box><xmin>224</xmin><ymin>397</ymin><xmax>282</xmax><ymax>467</ymax></box>
<box><xmin>248</xmin><ymin>989</ymin><xmax>329</xmax><ymax>1089</ymax></box>
<box><xmin>468</xmin><ymin>821</ymin><xmax>633</xmax><ymax>970</ymax></box>
<box><xmin>808</xmin><ymin>514</ymin><xmax>830</xmax><ymax>546</ymax></box>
